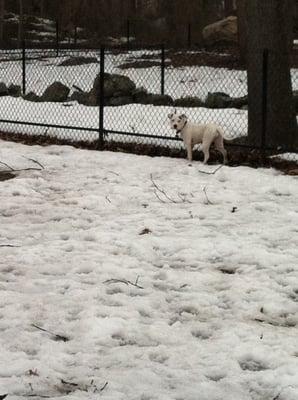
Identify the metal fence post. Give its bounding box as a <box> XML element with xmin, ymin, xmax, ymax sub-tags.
<box><xmin>261</xmin><ymin>48</ymin><xmax>269</xmax><ymax>154</ymax></box>
<box><xmin>98</xmin><ymin>46</ymin><xmax>105</xmax><ymax>149</ymax></box>
<box><xmin>22</xmin><ymin>40</ymin><xmax>26</xmax><ymax>96</ymax></box>
<box><xmin>187</xmin><ymin>22</ymin><xmax>191</xmax><ymax>47</ymax></box>
<box><xmin>161</xmin><ymin>44</ymin><xmax>165</xmax><ymax>95</ymax></box>
<box><xmin>56</xmin><ymin>21</ymin><xmax>59</xmax><ymax>57</ymax></box>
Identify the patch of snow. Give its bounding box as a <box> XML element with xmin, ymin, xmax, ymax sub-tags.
<box><xmin>0</xmin><ymin>140</ymin><xmax>297</xmax><ymax>399</ymax></box>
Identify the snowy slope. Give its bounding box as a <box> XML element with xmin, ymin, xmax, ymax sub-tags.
<box><xmin>0</xmin><ymin>140</ymin><xmax>297</xmax><ymax>400</ymax></box>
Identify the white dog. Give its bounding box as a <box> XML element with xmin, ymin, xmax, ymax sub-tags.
<box><xmin>168</xmin><ymin>111</ymin><xmax>228</xmax><ymax>164</ymax></box>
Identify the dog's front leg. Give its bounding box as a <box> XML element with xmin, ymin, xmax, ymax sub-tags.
<box><xmin>186</xmin><ymin>142</ymin><xmax>193</xmax><ymax>163</ymax></box>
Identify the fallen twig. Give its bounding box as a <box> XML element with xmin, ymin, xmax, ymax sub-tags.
<box><xmin>197</xmin><ymin>165</ymin><xmax>223</xmax><ymax>175</ymax></box>
<box><xmin>31</xmin><ymin>324</ymin><xmax>69</xmax><ymax>342</ymax></box>
<box><xmin>61</xmin><ymin>379</ymin><xmax>78</xmax><ymax>387</ymax></box>
<box><xmin>150</xmin><ymin>174</ymin><xmax>178</xmax><ymax>203</ymax></box>
<box><xmin>22</xmin><ymin>156</ymin><xmax>45</xmax><ymax>170</ymax></box>
<box><xmin>99</xmin><ymin>382</ymin><xmax>108</xmax><ymax>392</ymax></box>
<box><xmin>107</xmin><ymin>170</ymin><xmax>120</xmax><ymax>176</ymax></box>
<box><xmin>104</xmin><ymin>277</ymin><xmax>144</xmax><ymax>289</ymax></box>
<box><xmin>0</xmin><ymin>244</ymin><xmax>20</xmax><ymax>248</ymax></box>
<box><xmin>153</xmin><ymin>189</ymin><xmax>166</xmax><ymax>203</ymax></box>
<box><xmin>0</xmin><ymin>161</ymin><xmax>14</xmax><ymax>171</ymax></box>
<box><xmin>105</xmin><ymin>195</ymin><xmax>111</xmax><ymax>203</ymax></box>
<box><xmin>150</xmin><ymin>174</ymin><xmax>192</xmax><ymax>204</ymax></box>
<box><xmin>202</xmin><ymin>186</ymin><xmax>213</xmax><ymax>205</ymax></box>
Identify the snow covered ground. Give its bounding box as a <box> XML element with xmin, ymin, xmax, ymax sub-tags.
<box><xmin>0</xmin><ymin>140</ymin><xmax>297</xmax><ymax>400</ymax></box>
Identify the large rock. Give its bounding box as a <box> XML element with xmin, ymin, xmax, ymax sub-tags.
<box><xmin>205</xmin><ymin>92</ymin><xmax>248</xmax><ymax>109</ymax></box>
<box><xmin>93</xmin><ymin>73</ymin><xmax>136</xmax><ymax>99</ymax></box>
<box><xmin>174</xmin><ymin>96</ymin><xmax>204</xmax><ymax>108</ymax></box>
<box><xmin>202</xmin><ymin>16</ymin><xmax>238</xmax><ymax>46</ymax></box>
<box><xmin>41</xmin><ymin>82</ymin><xmax>70</xmax><ymax>102</ymax></box>
<box><xmin>59</xmin><ymin>56</ymin><xmax>98</xmax><ymax>67</ymax></box>
<box><xmin>205</xmin><ymin>92</ymin><xmax>232</xmax><ymax>108</ymax></box>
<box><xmin>142</xmin><ymin>93</ymin><xmax>173</xmax><ymax>106</ymax></box>
<box><xmin>24</xmin><ymin>91</ymin><xmax>41</xmax><ymax>102</ymax></box>
<box><xmin>8</xmin><ymin>84</ymin><xmax>21</xmax><ymax>97</ymax></box>
<box><xmin>108</xmin><ymin>96</ymin><xmax>134</xmax><ymax>106</ymax></box>
<box><xmin>132</xmin><ymin>87</ymin><xmax>148</xmax><ymax>103</ymax></box>
<box><xmin>0</xmin><ymin>82</ymin><xmax>8</xmax><ymax>96</ymax></box>
<box><xmin>70</xmin><ymin>91</ymin><xmax>94</xmax><ymax>106</ymax></box>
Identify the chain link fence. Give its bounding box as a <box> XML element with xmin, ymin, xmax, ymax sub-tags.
<box><xmin>0</xmin><ymin>44</ymin><xmax>297</xmax><ymax>164</ymax></box>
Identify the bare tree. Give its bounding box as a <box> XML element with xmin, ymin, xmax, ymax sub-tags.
<box><xmin>236</xmin><ymin>0</ymin><xmax>247</xmax><ymax>62</ymax></box>
<box><xmin>0</xmin><ymin>0</ymin><xmax>4</xmax><ymax>46</ymax></box>
<box><xmin>17</xmin><ymin>0</ymin><xmax>24</xmax><ymax>48</ymax></box>
<box><xmin>246</xmin><ymin>0</ymin><xmax>297</xmax><ymax>149</ymax></box>
<box><xmin>224</xmin><ymin>0</ymin><xmax>235</xmax><ymax>16</ymax></box>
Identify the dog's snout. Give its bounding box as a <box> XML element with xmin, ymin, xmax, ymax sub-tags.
<box><xmin>173</xmin><ymin>124</ymin><xmax>177</xmax><ymax>129</ymax></box>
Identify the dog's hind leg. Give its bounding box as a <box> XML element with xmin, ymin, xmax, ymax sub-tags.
<box><xmin>202</xmin><ymin>144</ymin><xmax>210</xmax><ymax>164</ymax></box>
<box><xmin>201</xmin><ymin>136</ymin><xmax>214</xmax><ymax>164</ymax></box>
<box><xmin>214</xmin><ymin>135</ymin><xmax>227</xmax><ymax>164</ymax></box>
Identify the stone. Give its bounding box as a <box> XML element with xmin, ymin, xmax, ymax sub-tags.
<box><xmin>23</xmin><ymin>91</ymin><xmax>41</xmax><ymax>102</ymax></box>
<box><xmin>93</xmin><ymin>73</ymin><xmax>136</xmax><ymax>99</ymax></box>
<box><xmin>205</xmin><ymin>92</ymin><xmax>232</xmax><ymax>108</ymax></box>
<box><xmin>143</xmin><ymin>93</ymin><xmax>173</xmax><ymax>106</ymax></box>
<box><xmin>41</xmin><ymin>82</ymin><xmax>70</xmax><ymax>102</ymax></box>
<box><xmin>174</xmin><ymin>96</ymin><xmax>204</xmax><ymax>108</ymax></box>
<box><xmin>0</xmin><ymin>82</ymin><xmax>8</xmax><ymax>96</ymax></box>
<box><xmin>8</xmin><ymin>84</ymin><xmax>21</xmax><ymax>97</ymax></box>
<box><xmin>59</xmin><ymin>56</ymin><xmax>98</xmax><ymax>66</ymax></box>
<box><xmin>203</xmin><ymin>16</ymin><xmax>238</xmax><ymax>46</ymax></box>
<box><xmin>108</xmin><ymin>96</ymin><xmax>133</xmax><ymax>106</ymax></box>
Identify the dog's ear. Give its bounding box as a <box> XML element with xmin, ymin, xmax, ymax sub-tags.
<box><xmin>168</xmin><ymin>113</ymin><xmax>173</xmax><ymax>119</ymax></box>
<box><xmin>180</xmin><ymin>114</ymin><xmax>187</xmax><ymax>120</ymax></box>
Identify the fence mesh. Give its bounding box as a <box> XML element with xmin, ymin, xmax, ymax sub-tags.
<box><xmin>0</xmin><ymin>45</ymin><xmax>297</xmax><ymax>164</ymax></box>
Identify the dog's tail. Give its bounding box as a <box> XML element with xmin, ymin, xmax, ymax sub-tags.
<box><xmin>216</xmin><ymin>127</ymin><xmax>233</xmax><ymax>142</ymax></box>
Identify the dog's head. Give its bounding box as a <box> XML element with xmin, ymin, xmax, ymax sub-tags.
<box><xmin>168</xmin><ymin>111</ymin><xmax>188</xmax><ymax>133</ymax></box>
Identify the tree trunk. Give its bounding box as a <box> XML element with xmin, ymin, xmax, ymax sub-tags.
<box><xmin>236</xmin><ymin>0</ymin><xmax>247</xmax><ymax>62</ymax></box>
<box><xmin>246</xmin><ymin>0</ymin><xmax>297</xmax><ymax>149</ymax></box>
<box><xmin>224</xmin><ymin>0</ymin><xmax>234</xmax><ymax>16</ymax></box>
<box><xmin>40</xmin><ymin>0</ymin><xmax>45</xmax><ymax>18</ymax></box>
<box><xmin>17</xmin><ymin>0</ymin><xmax>24</xmax><ymax>48</ymax></box>
<box><xmin>0</xmin><ymin>0</ymin><xmax>4</xmax><ymax>46</ymax></box>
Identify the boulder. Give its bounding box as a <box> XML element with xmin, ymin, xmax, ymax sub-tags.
<box><xmin>230</xmin><ymin>95</ymin><xmax>248</xmax><ymax>109</ymax></box>
<box><xmin>8</xmin><ymin>84</ymin><xmax>21</xmax><ymax>97</ymax></box>
<box><xmin>23</xmin><ymin>91</ymin><xmax>41</xmax><ymax>102</ymax></box>
<box><xmin>41</xmin><ymin>82</ymin><xmax>70</xmax><ymax>102</ymax></box>
<box><xmin>202</xmin><ymin>16</ymin><xmax>238</xmax><ymax>46</ymax></box>
<box><xmin>0</xmin><ymin>82</ymin><xmax>8</xmax><ymax>96</ymax></box>
<box><xmin>108</xmin><ymin>96</ymin><xmax>134</xmax><ymax>106</ymax></box>
<box><xmin>59</xmin><ymin>56</ymin><xmax>98</xmax><ymax>67</ymax></box>
<box><xmin>174</xmin><ymin>96</ymin><xmax>204</xmax><ymax>108</ymax></box>
<box><xmin>93</xmin><ymin>73</ymin><xmax>136</xmax><ymax>99</ymax></box>
<box><xmin>70</xmin><ymin>90</ymin><xmax>94</xmax><ymax>106</ymax></box>
<box><xmin>205</xmin><ymin>92</ymin><xmax>232</xmax><ymax>108</ymax></box>
<box><xmin>142</xmin><ymin>93</ymin><xmax>173</xmax><ymax>106</ymax></box>
<box><xmin>132</xmin><ymin>87</ymin><xmax>148</xmax><ymax>103</ymax></box>
<box><xmin>205</xmin><ymin>92</ymin><xmax>248</xmax><ymax>109</ymax></box>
